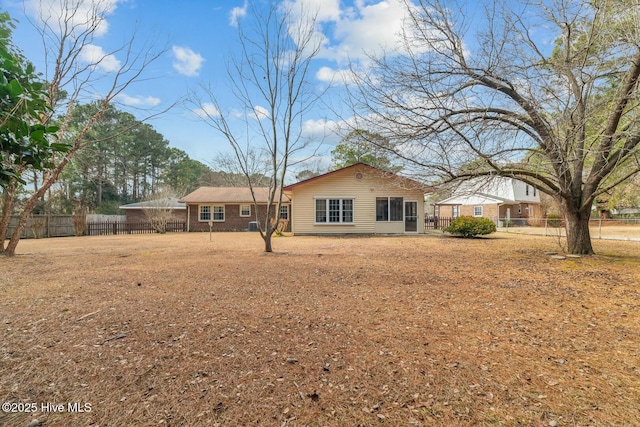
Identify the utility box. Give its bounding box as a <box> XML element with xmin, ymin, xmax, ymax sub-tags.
<box><xmin>248</xmin><ymin>221</ymin><xmax>259</xmax><ymax>232</ymax></box>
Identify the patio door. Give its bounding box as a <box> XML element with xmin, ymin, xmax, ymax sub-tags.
<box><xmin>404</xmin><ymin>201</ymin><xmax>418</xmax><ymax>233</ymax></box>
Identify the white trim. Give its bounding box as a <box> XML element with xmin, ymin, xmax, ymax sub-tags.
<box><xmin>240</xmin><ymin>204</ymin><xmax>251</xmax><ymax>217</ymax></box>
<box><xmin>314</xmin><ymin>197</ymin><xmax>355</xmax><ymax>224</ymax></box>
<box><xmin>198</xmin><ymin>204</ymin><xmax>225</xmax><ymax>222</ymax></box>
<box><xmin>473</xmin><ymin>206</ymin><xmax>483</xmax><ymax>217</ymax></box>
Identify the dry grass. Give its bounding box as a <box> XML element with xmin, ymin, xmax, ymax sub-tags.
<box><xmin>1</xmin><ymin>232</ymin><xmax>639</xmax><ymax>427</ymax></box>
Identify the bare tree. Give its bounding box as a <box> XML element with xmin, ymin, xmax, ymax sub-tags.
<box><xmin>195</xmin><ymin>1</ymin><xmax>322</xmax><ymax>252</ymax></box>
<box><xmin>143</xmin><ymin>191</ymin><xmax>180</xmax><ymax>234</ymax></box>
<box><xmin>0</xmin><ymin>0</ymin><xmax>164</xmax><ymax>255</ymax></box>
<box><xmin>348</xmin><ymin>0</ymin><xmax>640</xmax><ymax>254</ymax></box>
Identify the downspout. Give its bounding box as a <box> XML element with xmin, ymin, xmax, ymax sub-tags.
<box><xmin>187</xmin><ymin>205</ymin><xmax>191</xmax><ymax>232</ymax></box>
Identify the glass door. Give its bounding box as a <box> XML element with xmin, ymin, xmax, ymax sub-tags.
<box><xmin>404</xmin><ymin>201</ymin><xmax>418</xmax><ymax>233</ymax></box>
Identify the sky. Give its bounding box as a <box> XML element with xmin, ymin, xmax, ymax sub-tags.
<box><xmin>1</xmin><ymin>0</ymin><xmax>431</xmax><ymax>170</ymax></box>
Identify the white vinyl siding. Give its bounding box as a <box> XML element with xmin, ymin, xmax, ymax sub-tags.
<box><xmin>287</xmin><ymin>166</ymin><xmax>425</xmax><ymax>234</ymax></box>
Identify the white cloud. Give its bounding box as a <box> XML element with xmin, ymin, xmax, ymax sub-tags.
<box><xmin>117</xmin><ymin>93</ymin><xmax>161</xmax><ymax>107</ymax></box>
<box><xmin>172</xmin><ymin>46</ymin><xmax>204</xmax><ymax>77</ymax></box>
<box><xmin>301</xmin><ymin>118</ymin><xmax>340</xmax><ymax>141</ymax></box>
<box><xmin>320</xmin><ymin>0</ymin><xmax>411</xmax><ymax>64</ymax></box>
<box><xmin>230</xmin><ymin>0</ymin><xmax>248</xmax><ymax>27</ymax></box>
<box><xmin>80</xmin><ymin>44</ymin><xmax>121</xmax><ymax>72</ymax></box>
<box><xmin>250</xmin><ymin>105</ymin><xmax>270</xmax><ymax>120</ymax></box>
<box><xmin>193</xmin><ymin>103</ymin><xmax>220</xmax><ymax>119</ymax></box>
<box><xmin>316</xmin><ymin>66</ymin><xmax>356</xmax><ymax>86</ymax></box>
<box><xmin>24</xmin><ymin>0</ymin><xmax>122</xmax><ymax>37</ymax></box>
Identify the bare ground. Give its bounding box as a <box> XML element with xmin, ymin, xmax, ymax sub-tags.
<box><xmin>1</xmin><ymin>232</ymin><xmax>639</xmax><ymax>427</ymax></box>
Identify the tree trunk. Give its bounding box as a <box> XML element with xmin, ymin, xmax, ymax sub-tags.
<box><xmin>3</xmin><ymin>195</ymin><xmax>42</xmax><ymax>256</ymax></box>
<box><xmin>564</xmin><ymin>209</ymin><xmax>594</xmax><ymax>255</ymax></box>
<box><xmin>260</xmin><ymin>220</ymin><xmax>275</xmax><ymax>252</ymax></box>
<box><xmin>0</xmin><ymin>185</ymin><xmax>17</xmax><ymax>250</ymax></box>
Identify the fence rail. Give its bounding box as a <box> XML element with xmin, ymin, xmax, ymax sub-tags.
<box><xmin>4</xmin><ymin>215</ymin><xmax>77</xmax><ymax>239</ymax></box>
<box><xmin>424</xmin><ymin>216</ymin><xmax>452</xmax><ymax>230</ymax></box>
<box><xmin>86</xmin><ymin>220</ymin><xmax>186</xmax><ymax>236</ymax></box>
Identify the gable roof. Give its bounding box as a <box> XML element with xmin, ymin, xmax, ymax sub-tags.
<box><xmin>179</xmin><ymin>187</ymin><xmax>290</xmax><ymax>204</ymax></box>
<box><xmin>283</xmin><ymin>163</ymin><xmax>429</xmax><ymax>192</ymax></box>
<box><xmin>119</xmin><ymin>197</ymin><xmax>186</xmax><ymax>210</ymax></box>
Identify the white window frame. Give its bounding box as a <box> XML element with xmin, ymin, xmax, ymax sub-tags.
<box><xmin>314</xmin><ymin>197</ymin><xmax>354</xmax><ymax>225</ymax></box>
<box><xmin>279</xmin><ymin>205</ymin><xmax>289</xmax><ymax>220</ymax></box>
<box><xmin>213</xmin><ymin>205</ymin><xmax>225</xmax><ymax>222</ymax></box>
<box><xmin>240</xmin><ymin>204</ymin><xmax>251</xmax><ymax>217</ymax></box>
<box><xmin>452</xmin><ymin>205</ymin><xmax>460</xmax><ymax>218</ymax></box>
<box><xmin>473</xmin><ymin>206</ymin><xmax>483</xmax><ymax>217</ymax></box>
<box><xmin>199</xmin><ymin>205</ymin><xmax>211</xmax><ymax>222</ymax></box>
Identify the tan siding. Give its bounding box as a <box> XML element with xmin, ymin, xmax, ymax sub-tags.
<box><xmin>289</xmin><ymin>165</ymin><xmax>425</xmax><ymax>234</ymax></box>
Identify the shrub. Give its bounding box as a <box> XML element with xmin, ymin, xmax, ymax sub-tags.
<box><xmin>444</xmin><ymin>216</ymin><xmax>497</xmax><ymax>237</ymax></box>
<box><xmin>546</xmin><ymin>214</ymin><xmax>563</xmax><ymax>227</ymax></box>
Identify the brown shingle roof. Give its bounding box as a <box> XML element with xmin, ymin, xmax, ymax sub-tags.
<box><xmin>179</xmin><ymin>187</ymin><xmax>289</xmax><ymax>204</ymax></box>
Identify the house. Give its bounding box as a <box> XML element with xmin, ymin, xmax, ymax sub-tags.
<box><xmin>282</xmin><ymin>163</ymin><xmax>428</xmax><ymax>235</ymax></box>
<box><xmin>434</xmin><ymin>176</ymin><xmax>542</xmax><ymax>226</ymax></box>
<box><xmin>118</xmin><ymin>197</ymin><xmax>186</xmax><ymax>222</ymax></box>
<box><xmin>179</xmin><ymin>187</ymin><xmax>291</xmax><ymax>232</ymax></box>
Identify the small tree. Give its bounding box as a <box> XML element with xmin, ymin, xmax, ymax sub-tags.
<box><xmin>143</xmin><ymin>193</ymin><xmax>178</xmax><ymax>234</ymax></box>
<box><xmin>195</xmin><ymin>2</ymin><xmax>322</xmax><ymax>252</ymax></box>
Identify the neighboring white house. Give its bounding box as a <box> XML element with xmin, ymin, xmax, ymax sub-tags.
<box><xmin>435</xmin><ymin>177</ymin><xmax>542</xmax><ymax>225</ymax></box>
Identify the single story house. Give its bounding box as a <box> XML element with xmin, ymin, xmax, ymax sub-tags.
<box><xmin>283</xmin><ymin>163</ymin><xmax>428</xmax><ymax>235</ymax></box>
<box><xmin>435</xmin><ymin>176</ymin><xmax>542</xmax><ymax>226</ymax></box>
<box><xmin>118</xmin><ymin>197</ymin><xmax>186</xmax><ymax>222</ymax></box>
<box><xmin>179</xmin><ymin>187</ymin><xmax>291</xmax><ymax>232</ymax></box>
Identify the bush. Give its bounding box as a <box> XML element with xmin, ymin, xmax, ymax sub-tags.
<box><xmin>546</xmin><ymin>214</ymin><xmax>563</xmax><ymax>227</ymax></box>
<box><xmin>444</xmin><ymin>216</ymin><xmax>497</xmax><ymax>237</ymax></box>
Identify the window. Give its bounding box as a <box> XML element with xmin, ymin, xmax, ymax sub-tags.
<box><xmin>452</xmin><ymin>205</ymin><xmax>460</xmax><ymax>218</ymax></box>
<box><xmin>199</xmin><ymin>205</ymin><xmax>211</xmax><ymax>221</ymax></box>
<box><xmin>213</xmin><ymin>205</ymin><xmax>225</xmax><ymax>221</ymax></box>
<box><xmin>376</xmin><ymin>197</ymin><xmax>403</xmax><ymax>221</ymax></box>
<box><xmin>240</xmin><ymin>205</ymin><xmax>251</xmax><ymax>217</ymax></box>
<box><xmin>315</xmin><ymin>198</ymin><xmax>354</xmax><ymax>224</ymax></box>
<box><xmin>279</xmin><ymin>205</ymin><xmax>289</xmax><ymax>220</ymax></box>
<box><xmin>473</xmin><ymin>206</ymin><xmax>483</xmax><ymax>217</ymax></box>
<box><xmin>533</xmin><ymin>187</ymin><xmax>537</xmax><ymax>197</ymax></box>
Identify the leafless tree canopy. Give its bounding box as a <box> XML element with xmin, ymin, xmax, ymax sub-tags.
<box><xmin>195</xmin><ymin>2</ymin><xmax>323</xmax><ymax>252</ymax></box>
<box><xmin>348</xmin><ymin>0</ymin><xmax>640</xmax><ymax>254</ymax></box>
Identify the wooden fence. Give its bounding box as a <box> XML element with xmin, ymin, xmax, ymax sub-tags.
<box><xmin>5</xmin><ymin>215</ymin><xmax>77</xmax><ymax>238</ymax></box>
<box><xmin>424</xmin><ymin>216</ymin><xmax>452</xmax><ymax>230</ymax></box>
<box><xmin>86</xmin><ymin>220</ymin><xmax>186</xmax><ymax>236</ymax></box>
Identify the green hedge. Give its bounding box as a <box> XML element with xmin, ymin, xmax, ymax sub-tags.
<box><xmin>444</xmin><ymin>216</ymin><xmax>497</xmax><ymax>237</ymax></box>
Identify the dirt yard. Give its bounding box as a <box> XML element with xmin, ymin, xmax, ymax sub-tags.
<box><xmin>1</xmin><ymin>232</ymin><xmax>639</xmax><ymax>427</ymax></box>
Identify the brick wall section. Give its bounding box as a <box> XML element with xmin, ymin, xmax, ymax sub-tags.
<box><xmin>187</xmin><ymin>203</ymin><xmax>291</xmax><ymax>232</ymax></box>
<box><xmin>125</xmin><ymin>209</ymin><xmax>186</xmax><ymax>222</ymax></box>
<box><xmin>441</xmin><ymin>203</ymin><xmax>543</xmax><ymax>223</ymax></box>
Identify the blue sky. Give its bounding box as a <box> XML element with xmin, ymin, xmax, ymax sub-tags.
<box><xmin>1</xmin><ymin>0</ymin><xmax>427</xmax><ymax>169</ymax></box>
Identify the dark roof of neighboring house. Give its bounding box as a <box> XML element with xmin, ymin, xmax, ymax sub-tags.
<box><xmin>282</xmin><ymin>162</ymin><xmax>430</xmax><ymax>192</ymax></box>
<box><xmin>179</xmin><ymin>187</ymin><xmax>290</xmax><ymax>204</ymax></box>
<box><xmin>119</xmin><ymin>197</ymin><xmax>186</xmax><ymax>210</ymax></box>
